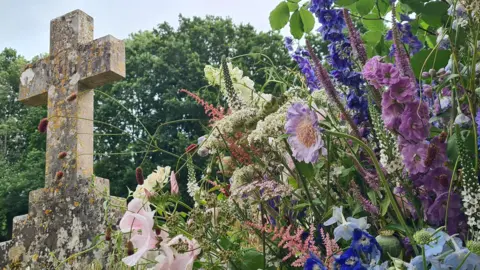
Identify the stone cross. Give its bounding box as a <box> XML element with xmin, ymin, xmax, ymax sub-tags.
<box><xmin>0</xmin><ymin>10</ymin><xmax>126</xmax><ymax>269</ymax></box>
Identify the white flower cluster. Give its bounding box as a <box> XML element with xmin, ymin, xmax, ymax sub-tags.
<box><xmin>247</xmin><ymin>102</ymin><xmax>289</xmax><ymax>150</ymax></box>
<box><xmin>229</xmin><ymin>164</ymin><xmax>258</xmax><ymax>196</ymax></box>
<box><xmin>133</xmin><ymin>166</ymin><xmax>171</xmax><ymax>202</ymax></box>
<box><xmin>204</xmin><ymin>63</ymin><xmax>272</xmax><ymax>109</ymax></box>
<box><xmin>201</xmin><ymin>108</ymin><xmax>259</xmax><ymax>153</ymax></box>
<box><xmin>380</xmin><ymin>136</ymin><xmax>404</xmax><ymax>174</ymax></box>
<box><xmin>186</xmin><ymin>158</ymin><xmax>201</xmax><ymax>204</ymax></box>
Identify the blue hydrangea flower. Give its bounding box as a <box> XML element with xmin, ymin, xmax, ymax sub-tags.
<box><xmin>351</xmin><ymin>229</ymin><xmax>382</xmax><ymax>264</ymax></box>
<box><xmin>334</xmin><ymin>248</ymin><xmax>366</xmax><ymax>270</ymax></box>
<box><xmin>442</xmin><ymin>235</ymin><xmax>480</xmax><ymax>270</ymax></box>
<box><xmin>304</xmin><ymin>253</ymin><xmax>327</xmax><ymax>270</ymax></box>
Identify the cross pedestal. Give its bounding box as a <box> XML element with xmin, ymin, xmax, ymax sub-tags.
<box><xmin>0</xmin><ymin>10</ymin><xmax>126</xmax><ymax>269</ymax></box>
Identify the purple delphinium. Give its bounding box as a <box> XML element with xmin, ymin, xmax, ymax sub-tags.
<box><xmin>386</xmin><ymin>23</ymin><xmax>423</xmax><ymax>56</ymax></box>
<box><xmin>285</xmin><ymin>38</ymin><xmax>320</xmax><ymax>92</ymax></box>
<box><xmin>381</xmin><ymin>91</ymin><xmax>404</xmax><ymax>130</ymax></box>
<box><xmin>398</xmin><ymin>102</ymin><xmax>430</xmax><ymax>142</ymax></box>
<box><xmin>401</xmin><ymin>142</ymin><xmax>429</xmax><ymax>174</ymax></box>
<box><xmin>285</xmin><ymin>103</ymin><xmax>326</xmax><ymax>163</ymax></box>
<box><xmin>388</xmin><ymin>77</ymin><xmax>415</xmax><ymax>103</ymax></box>
<box><xmin>426</xmin><ymin>192</ymin><xmax>466</xmax><ymax>235</ymax></box>
<box><xmin>362</xmin><ymin>56</ymin><xmax>383</xmax><ymax>89</ymax></box>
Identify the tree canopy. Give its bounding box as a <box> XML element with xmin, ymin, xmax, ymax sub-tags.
<box><xmin>0</xmin><ymin>15</ymin><xmax>291</xmax><ymax>240</ymax></box>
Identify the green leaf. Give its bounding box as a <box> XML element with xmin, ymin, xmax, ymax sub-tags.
<box><xmin>380</xmin><ymin>196</ymin><xmax>390</xmax><ymax>216</ymax></box>
<box><xmin>410</xmin><ymin>49</ymin><xmax>451</xmax><ymax>80</ymax></box>
<box><xmin>362</xmin><ymin>14</ymin><xmax>386</xmax><ymax>32</ymax></box>
<box><xmin>421</xmin><ymin>1</ymin><xmax>449</xmax><ymax>27</ymax></box>
<box><xmin>299</xmin><ymin>8</ymin><xmax>315</xmax><ymax>33</ymax></box>
<box><xmin>447</xmin><ymin>132</ymin><xmax>459</xmax><ymax>164</ymax></box>
<box><xmin>376</xmin><ymin>0</ymin><xmax>390</xmax><ymax>16</ymax></box>
<box><xmin>335</xmin><ymin>0</ymin><xmax>358</xmax><ymax>6</ymax></box>
<box><xmin>270</xmin><ymin>2</ymin><xmax>291</xmax><ymax>30</ymax></box>
<box><xmin>290</xmin><ymin>10</ymin><xmax>304</xmax><ymax>39</ymax></box>
<box><xmin>374</xmin><ymin>35</ymin><xmax>386</xmax><ymax>55</ymax></box>
<box><xmin>356</xmin><ymin>0</ymin><xmax>375</xmax><ymax>16</ymax></box>
<box><xmin>362</xmin><ymin>31</ymin><xmax>383</xmax><ymax>45</ymax></box>
<box><xmin>293</xmin><ymin>203</ymin><xmax>310</xmax><ymax>210</ymax></box>
<box><xmin>295</xmin><ymin>161</ymin><xmax>315</xmax><ymax>179</ymax></box>
<box><xmin>287</xmin><ymin>2</ymin><xmax>299</xmax><ymax>12</ymax></box>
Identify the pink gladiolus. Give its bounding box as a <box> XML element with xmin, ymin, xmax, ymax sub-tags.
<box><xmin>170</xmin><ymin>171</ymin><xmax>179</xmax><ymax>195</ymax></box>
<box><xmin>120</xmin><ymin>198</ymin><xmax>158</xmax><ymax>266</ymax></box>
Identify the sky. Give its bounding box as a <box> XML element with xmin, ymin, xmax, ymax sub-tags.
<box><xmin>0</xmin><ymin>0</ymin><xmax>285</xmax><ymax>60</ymax></box>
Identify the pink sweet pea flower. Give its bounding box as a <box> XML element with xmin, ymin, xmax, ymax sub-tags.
<box><xmin>119</xmin><ymin>198</ymin><xmax>158</xmax><ymax>266</ymax></box>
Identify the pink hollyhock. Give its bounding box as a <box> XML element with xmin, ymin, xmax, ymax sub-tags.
<box><xmin>119</xmin><ymin>198</ymin><xmax>158</xmax><ymax>266</ymax></box>
<box><xmin>170</xmin><ymin>171</ymin><xmax>179</xmax><ymax>195</ymax></box>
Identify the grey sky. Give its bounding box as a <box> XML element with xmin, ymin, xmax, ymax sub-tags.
<box><xmin>0</xmin><ymin>0</ymin><xmax>283</xmax><ymax>60</ymax></box>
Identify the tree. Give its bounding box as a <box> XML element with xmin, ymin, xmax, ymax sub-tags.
<box><xmin>94</xmin><ymin>15</ymin><xmax>291</xmax><ymax>197</ymax></box>
<box><xmin>0</xmin><ymin>48</ymin><xmax>46</xmax><ymax>240</ymax></box>
<box><xmin>0</xmin><ymin>15</ymin><xmax>292</xmax><ymax>239</ymax></box>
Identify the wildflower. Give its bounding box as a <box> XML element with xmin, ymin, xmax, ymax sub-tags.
<box><xmin>443</xmin><ymin>235</ymin><xmax>480</xmax><ymax>269</ymax></box>
<box><xmin>454</xmin><ymin>113</ymin><xmax>471</xmax><ymax>127</ymax></box>
<box><xmin>400</xmin><ymin>142</ymin><xmax>429</xmax><ymax>174</ymax></box>
<box><xmin>286</xmin><ymin>46</ymin><xmax>320</xmax><ymax>92</ymax></box>
<box><xmin>398</xmin><ymin>102</ymin><xmax>430</xmax><ymax>142</ymax></box>
<box><xmin>414</xmin><ymin>228</ymin><xmax>447</xmax><ymax>257</ymax></box>
<box><xmin>136</xmin><ymin>167</ymin><xmax>144</xmax><ymax>185</ymax></box>
<box><xmin>119</xmin><ymin>198</ymin><xmax>158</xmax><ymax>266</ymax></box>
<box><xmin>324</xmin><ymin>206</ymin><xmax>369</xmax><ymax>241</ymax></box>
<box><xmin>362</xmin><ymin>56</ymin><xmax>383</xmax><ymax>89</ymax></box>
<box><xmin>333</xmin><ymin>248</ymin><xmax>364</xmax><ymax>269</ymax></box>
<box><xmin>304</xmin><ymin>253</ymin><xmax>327</xmax><ymax>270</ymax></box>
<box><xmin>386</xmin><ymin>23</ymin><xmax>423</xmax><ymax>55</ymax></box>
<box><xmin>133</xmin><ymin>166</ymin><xmax>171</xmax><ymax>201</ymax></box>
<box><xmin>170</xmin><ymin>171</ymin><xmax>179</xmax><ymax>195</ymax></box>
<box><xmin>285</xmin><ymin>103</ymin><xmax>326</xmax><ymax>163</ymax></box>
<box><xmin>426</xmin><ymin>192</ymin><xmax>465</xmax><ymax>234</ymax></box>
<box><xmin>388</xmin><ymin>77</ymin><xmax>415</xmax><ymax>103</ymax></box>
<box><xmin>351</xmin><ymin>229</ymin><xmax>382</xmax><ymax>264</ymax></box>
<box><xmin>167</xmin><ymin>235</ymin><xmax>201</xmax><ymax>269</ymax></box>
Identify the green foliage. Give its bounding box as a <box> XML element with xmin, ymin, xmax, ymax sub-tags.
<box><xmin>0</xmin><ymin>17</ymin><xmax>291</xmax><ymax>240</ymax></box>
<box><xmin>0</xmin><ymin>48</ymin><xmax>46</xmax><ymax>240</ymax></box>
<box><xmin>269</xmin><ymin>2</ymin><xmax>290</xmax><ymax>30</ymax></box>
<box><xmin>356</xmin><ymin>0</ymin><xmax>375</xmax><ymax>16</ymax></box>
<box><xmin>410</xmin><ymin>49</ymin><xmax>451</xmax><ymax>79</ymax></box>
<box><xmin>93</xmin><ymin>15</ymin><xmax>291</xmax><ymax>199</ymax></box>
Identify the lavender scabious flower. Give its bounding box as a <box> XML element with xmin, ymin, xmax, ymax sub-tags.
<box><xmin>285</xmin><ymin>103</ymin><xmax>326</xmax><ymax>163</ymax></box>
<box><xmin>398</xmin><ymin>102</ymin><xmax>430</xmax><ymax>142</ymax></box>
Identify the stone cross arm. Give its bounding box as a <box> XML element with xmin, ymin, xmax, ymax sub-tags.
<box><xmin>19</xmin><ymin>35</ymin><xmax>125</xmax><ymax>106</ymax></box>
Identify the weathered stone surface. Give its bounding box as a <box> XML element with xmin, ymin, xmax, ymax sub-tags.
<box><xmin>0</xmin><ymin>9</ymin><xmax>126</xmax><ymax>269</ymax></box>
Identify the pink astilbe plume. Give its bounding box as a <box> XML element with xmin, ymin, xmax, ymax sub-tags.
<box><xmin>179</xmin><ymin>89</ymin><xmax>225</xmax><ymax>123</ymax></box>
<box><xmin>320</xmin><ymin>228</ymin><xmax>341</xmax><ymax>268</ymax></box>
<box><xmin>245</xmin><ymin>222</ymin><xmax>321</xmax><ymax>267</ymax></box>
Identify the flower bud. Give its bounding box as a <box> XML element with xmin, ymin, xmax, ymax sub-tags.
<box><xmin>66</xmin><ymin>92</ymin><xmax>77</xmax><ymax>102</ymax></box>
<box><xmin>57</xmin><ymin>152</ymin><xmax>67</xmax><ymax>159</ymax></box>
<box><xmin>413</xmin><ymin>229</ymin><xmax>432</xmax><ymax>245</ymax></box>
<box><xmin>38</xmin><ymin>118</ymin><xmax>48</xmax><ymax>133</ymax></box>
<box><xmin>55</xmin><ymin>171</ymin><xmax>64</xmax><ymax>181</ymax></box>
<box><xmin>126</xmin><ymin>241</ymin><xmax>134</xmax><ymax>256</ymax></box>
<box><xmin>422</xmin><ymin>71</ymin><xmax>430</xmax><ymax>78</ymax></box>
<box><xmin>105</xmin><ymin>227</ymin><xmax>111</xmax><ymax>241</ymax></box>
<box><xmin>135</xmin><ymin>167</ymin><xmax>144</xmax><ymax>185</ymax></box>
<box><xmin>185</xmin><ymin>144</ymin><xmax>197</xmax><ymax>154</ymax></box>
<box><xmin>429</xmin><ymin>68</ymin><xmax>436</xmax><ymax>77</ymax></box>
